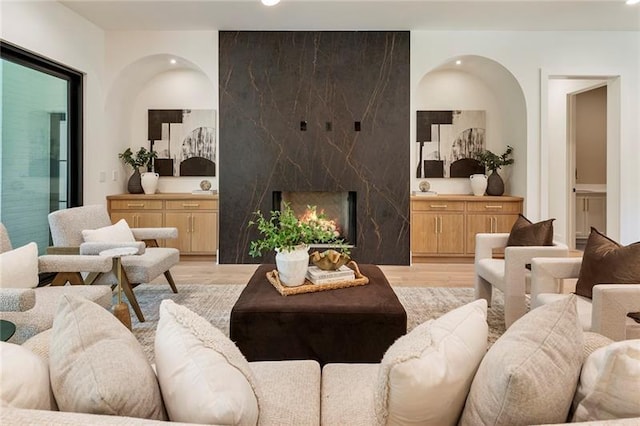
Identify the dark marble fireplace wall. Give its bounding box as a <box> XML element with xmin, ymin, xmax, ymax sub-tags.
<box><xmin>219</xmin><ymin>31</ymin><xmax>410</xmax><ymax>264</ymax></box>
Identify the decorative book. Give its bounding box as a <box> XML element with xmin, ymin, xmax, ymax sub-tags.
<box><xmin>306</xmin><ymin>265</ymin><xmax>355</xmax><ymax>284</ymax></box>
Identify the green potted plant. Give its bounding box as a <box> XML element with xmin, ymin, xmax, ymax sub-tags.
<box><xmin>474</xmin><ymin>145</ymin><xmax>514</xmax><ymax>196</ymax></box>
<box><xmin>118</xmin><ymin>147</ymin><xmax>157</xmax><ymax>194</ymax></box>
<box><xmin>249</xmin><ymin>203</ymin><xmax>347</xmax><ymax>286</ymax></box>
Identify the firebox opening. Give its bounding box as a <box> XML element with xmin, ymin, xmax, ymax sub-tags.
<box><xmin>272</xmin><ymin>191</ymin><xmax>357</xmax><ymax>247</ymax></box>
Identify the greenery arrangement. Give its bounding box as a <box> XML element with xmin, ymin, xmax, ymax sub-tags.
<box><xmin>248</xmin><ymin>203</ymin><xmax>347</xmax><ymax>257</ymax></box>
<box><xmin>118</xmin><ymin>147</ymin><xmax>157</xmax><ymax>171</ymax></box>
<box><xmin>475</xmin><ymin>145</ymin><xmax>514</xmax><ymax>172</ymax></box>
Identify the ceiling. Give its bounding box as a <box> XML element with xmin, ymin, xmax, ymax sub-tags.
<box><xmin>58</xmin><ymin>0</ymin><xmax>640</xmax><ymax>31</ymax></box>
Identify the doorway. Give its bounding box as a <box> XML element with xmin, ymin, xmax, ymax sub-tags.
<box><xmin>543</xmin><ymin>75</ymin><xmax>620</xmax><ymax>250</ymax></box>
<box><xmin>568</xmin><ymin>84</ymin><xmax>607</xmax><ymax>250</ymax></box>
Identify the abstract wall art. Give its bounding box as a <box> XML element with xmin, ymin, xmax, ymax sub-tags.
<box><xmin>416</xmin><ymin>110</ymin><xmax>486</xmax><ymax>178</ymax></box>
<box><xmin>148</xmin><ymin>109</ymin><xmax>216</xmax><ymax>177</ymax></box>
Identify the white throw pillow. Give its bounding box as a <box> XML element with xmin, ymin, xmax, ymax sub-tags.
<box><xmin>374</xmin><ymin>299</ymin><xmax>488</xmax><ymax>426</ymax></box>
<box><xmin>0</xmin><ymin>342</ymin><xmax>56</xmax><ymax>410</ymax></box>
<box><xmin>155</xmin><ymin>299</ymin><xmax>260</xmax><ymax>425</ymax></box>
<box><xmin>0</xmin><ymin>242</ymin><xmax>38</xmax><ymax>289</ymax></box>
<box><xmin>572</xmin><ymin>339</ymin><xmax>640</xmax><ymax>422</ymax></box>
<box><xmin>81</xmin><ymin>219</ymin><xmax>135</xmax><ymax>243</ymax></box>
<box><xmin>49</xmin><ymin>294</ymin><xmax>166</xmax><ymax>420</ymax></box>
<box><xmin>459</xmin><ymin>295</ymin><xmax>584</xmax><ymax>426</ymax></box>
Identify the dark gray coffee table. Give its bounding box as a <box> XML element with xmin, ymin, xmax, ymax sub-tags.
<box><xmin>230</xmin><ymin>264</ymin><xmax>407</xmax><ymax>366</ymax></box>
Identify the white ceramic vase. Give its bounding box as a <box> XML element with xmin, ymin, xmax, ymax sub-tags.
<box><xmin>141</xmin><ymin>172</ymin><xmax>159</xmax><ymax>195</ymax></box>
<box><xmin>470</xmin><ymin>174</ymin><xmax>488</xmax><ymax>196</ymax></box>
<box><xmin>275</xmin><ymin>244</ymin><xmax>310</xmax><ymax>287</ymax></box>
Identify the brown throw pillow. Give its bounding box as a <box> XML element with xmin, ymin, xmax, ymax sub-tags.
<box><xmin>575</xmin><ymin>228</ymin><xmax>640</xmax><ymax>300</ymax></box>
<box><xmin>506</xmin><ymin>214</ymin><xmax>554</xmax><ymax>247</ymax></box>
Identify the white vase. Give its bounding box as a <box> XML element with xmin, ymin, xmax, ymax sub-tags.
<box><xmin>470</xmin><ymin>174</ymin><xmax>488</xmax><ymax>196</ymax></box>
<box><xmin>275</xmin><ymin>244</ymin><xmax>310</xmax><ymax>287</ymax></box>
<box><xmin>141</xmin><ymin>172</ymin><xmax>159</xmax><ymax>194</ymax></box>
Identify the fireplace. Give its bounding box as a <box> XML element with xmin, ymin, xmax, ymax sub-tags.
<box><xmin>273</xmin><ymin>191</ymin><xmax>357</xmax><ymax>247</ymax></box>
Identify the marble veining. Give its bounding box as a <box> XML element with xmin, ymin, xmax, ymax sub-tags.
<box><xmin>219</xmin><ymin>31</ymin><xmax>410</xmax><ymax>264</ymax></box>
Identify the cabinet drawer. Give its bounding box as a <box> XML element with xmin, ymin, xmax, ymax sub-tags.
<box><xmin>466</xmin><ymin>201</ymin><xmax>521</xmax><ymax>213</ymax></box>
<box><xmin>110</xmin><ymin>200</ymin><xmax>163</xmax><ymax>210</ymax></box>
<box><xmin>412</xmin><ymin>200</ymin><xmax>465</xmax><ymax>212</ymax></box>
<box><xmin>166</xmin><ymin>200</ymin><xmax>218</xmax><ymax>210</ymax></box>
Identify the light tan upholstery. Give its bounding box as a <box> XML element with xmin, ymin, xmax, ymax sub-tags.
<box><xmin>474</xmin><ymin>232</ymin><xmax>568</xmax><ymax>327</ymax></box>
<box><xmin>531</xmin><ymin>257</ymin><xmax>640</xmax><ymax>341</ymax></box>
<box><xmin>321</xmin><ymin>363</ymin><xmax>378</xmax><ymax>426</ymax></box>
<box><xmin>251</xmin><ymin>360</ymin><xmax>321</xmax><ymax>426</ymax></box>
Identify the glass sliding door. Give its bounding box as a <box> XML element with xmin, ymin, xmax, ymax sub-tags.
<box><xmin>0</xmin><ymin>42</ymin><xmax>82</xmax><ymax>253</ymax></box>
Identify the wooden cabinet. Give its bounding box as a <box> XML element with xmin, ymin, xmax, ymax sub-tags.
<box><xmin>411</xmin><ymin>200</ymin><xmax>465</xmax><ymax>255</ymax></box>
<box><xmin>107</xmin><ymin>194</ymin><xmax>219</xmax><ymax>256</ymax></box>
<box><xmin>411</xmin><ymin>195</ymin><xmax>523</xmax><ymax>261</ymax></box>
<box><xmin>576</xmin><ymin>192</ymin><xmax>606</xmax><ymax>239</ymax></box>
<box><xmin>164</xmin><ymin>200</ymin><xmax>218</xmax><ymax>255</ymax></box>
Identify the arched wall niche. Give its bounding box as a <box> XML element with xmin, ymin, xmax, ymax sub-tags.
<box><xmin>105</xmin><ymin>54</ymin><xmax>217</xmax><ymax>193</ymax></box>
<box><xmin>413</xmin><ymin>55</ymin><xmax>527</xmax><ymax>200</ymax></box>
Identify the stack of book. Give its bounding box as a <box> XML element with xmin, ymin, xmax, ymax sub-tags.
<box><xmin>306</xmin><ymin>265</ymin><xmax>355</xmax><ymax>284</ymax></box>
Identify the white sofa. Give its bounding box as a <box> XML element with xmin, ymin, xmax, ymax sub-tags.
<box><xmin>2</xmin><ymin>296</ymin><xmax>639</xmax><ymax>426</ymax></box>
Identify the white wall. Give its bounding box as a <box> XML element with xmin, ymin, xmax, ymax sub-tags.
<box><xmin>411</xmin><ymin>31</ymin><xmax>640</xmax><ymax>244</ymax></box>
<box><xmin>104</xmin><ymin>31</ymin><xmax>218</xmax><ymax>194</ymax></box>
<box><xmin>413</xmin><ymin>57</ymin><xmax>525</xmax><ymax>197</ymax></box>
<box><xmin>1</xmin><ymin>1</ymin><xmax>108</xmax><ymax>205</ymax></box>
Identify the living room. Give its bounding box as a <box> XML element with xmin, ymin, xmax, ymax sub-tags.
<box><xmin>1</xmin><ymin>1</ymin><xmax>640</xmax><ymax>425</ymax></box>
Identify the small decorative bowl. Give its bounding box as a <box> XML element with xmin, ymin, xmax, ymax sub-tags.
<box><xmin>309</xmin><ymin>250</ymin><xmax>350</xmax><ymax>271</ymax></box>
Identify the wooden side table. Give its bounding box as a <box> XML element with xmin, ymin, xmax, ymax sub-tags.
<box><xmin>99</xmin><ymin>247</ymin><xmax>138</xmax><ymax>330</ymax></box>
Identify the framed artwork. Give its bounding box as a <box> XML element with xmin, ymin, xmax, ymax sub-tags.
<box><xmin>416</xmin><ymin>110</ymin><xmax>486</xmax><ymax>178</ymax></box>
<box><xmin>148</xmin><ymin>109</ymin><xmax>216</xmax><ymax>177</ymax></box>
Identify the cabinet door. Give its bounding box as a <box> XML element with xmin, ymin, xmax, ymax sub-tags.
<box><xmin>110</xmin><ymin>212</ymin><xmax>137</xmax><ymax>228</ymax></box>
<box><xmin>575</xmin><ymin>195</ymin><xmax>589</xmax><ymax>238</ymax></box>
<box><xmin>411</xmin><ymin>212</ymin><xmax>438</xmax><ymax>254</ymax></box>
<box><xmin>190</xmin><ymin>212</ymin><xmax>217</xmax><ymax>254</ymax></box>
<box><xmin>164</xmin><ymin>212</ymin><xmax>191</xmax><ymax>253</ymax></box>
<box><xmin>438</xmin><ymin>214</ymin><xmax>465</xmax><ymax>254</ymax></box>
<box><xmin>136</xmin><ymin>212</ymin><xmax>163</xmax><ymax>228</ymax></box>
<box><xmin>466</xmin><ymin>214</ymin><xmax>492</xmax><ymax>255</ymax></box>
<box><xmin>586</xmin><ymin>195</ymin><xmax>606</xmax><ymax>234</ymax></box>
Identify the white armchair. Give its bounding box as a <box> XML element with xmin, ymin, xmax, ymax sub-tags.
<box><xmin>0</xmin><ymin>223</ymin><xmax>113</xmax><ymax>344</ymax></box>
<box><xmin>48</xmin><ymin>205</ymin><xmax>180</xmax><ymax>322</ymax></box>
<box><xmin>474</xmin><ymin>233</ymin><xmax>569</xmax><ymax>328</ymax></box>
<box><xmin>531</xmin><ymin>257</ymin><xmax>640</xmax><ymax>341</ymax></box>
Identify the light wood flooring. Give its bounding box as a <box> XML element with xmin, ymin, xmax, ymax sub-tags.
<box><xmin>151</xmin><ymin>259</ymin><xmax>476</xmax><ymax>288</ymax></box>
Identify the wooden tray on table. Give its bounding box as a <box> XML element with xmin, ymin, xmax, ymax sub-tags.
<box><xmin>266</xmin><ymin>261</ymin><xmax>369</xmax><ymax>296</ymax></box>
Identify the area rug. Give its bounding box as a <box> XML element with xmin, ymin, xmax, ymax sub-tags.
<box><xmin>129</xmin><ymin>284</ymin><xmax>506</xmax><ymax>362</ymax></box>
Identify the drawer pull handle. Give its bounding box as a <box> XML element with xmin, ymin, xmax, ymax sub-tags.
<box><xmin>485</xmin><ymin>205</ymin><xmax>503</xmax><ymax>209</ymax></box>
<box><xmin>127</xmin><ymin>203</ymin><xmax>145</xmax><ymax>207</ymax></box>
<box><xmin>430</xmin><ymin>204</ymin><xmax>448</xmax><ymax>209</ymax></box>
<box><xmin>182</xmin><ymin>203</ymin><xmax>200</xmax><ymax>208</ymax></box>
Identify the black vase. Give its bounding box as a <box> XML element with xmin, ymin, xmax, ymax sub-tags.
<box><xmin>127</xmin><ymin>169</ymin><xmax>144</xmax><ymax>194</ymax></box>
<box><xmin>486</xmin><ymin>170</ymin><xmax>504</xmax><ymax>196</ymax></box>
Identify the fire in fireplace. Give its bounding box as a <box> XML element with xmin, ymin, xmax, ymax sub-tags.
<box><xmin>273</xmin><ymin>191</ymin><xmax>357</xmax><ymax>246</ymax></box>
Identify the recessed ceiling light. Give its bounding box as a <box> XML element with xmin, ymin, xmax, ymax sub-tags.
<box><xmin>455</xmin><ymin>60</ymin><xmax>462</xmax><ymax>65</ymax></box>
<box><xmin>626</xmin><ymin>0</ymin><xmax>639</xmax><ymax>4</ymax></box>
<box><xmin>170</xmin><ymin>59</ymin><xmax>177</xmax><ymax>64</ymax></box>
<box><xmin>262</xmin><ymin>0</ymin><xmax>280</xmax><ymax>5</ymax></box>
